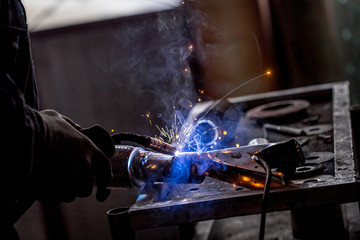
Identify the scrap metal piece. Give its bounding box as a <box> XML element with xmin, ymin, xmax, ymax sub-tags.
<box><xmin>294</xmin><ymin>163</ymin><xmax>326</xmax><ymax>179</ymax></box>
<box><xmin>248</xmin><ymin>138</ymin><xmax>270</xmax><ymax>146</ymax></box>
<box><xmin>263</xmin><ymin>123</ymin><xmax>333</xmax><ymax>136</ymax></box>
<box><xmin>291</xmin><ymin>174</ymin><xmax>335</xmax><ymax>185</ymax></box>
<box><xmin>305</xmin><ymin>152</ymin><xmax>334</xmax><ymax>164</ymax></box>
<box><xmin>318</xmin><ymin>134</ymin><xmax>333</xmax><ymax>143</ymax></box>
<box><xmin>302</xmin><ymin>124</ymin><xmax>333</xmax><ymax>136</ymax></box>
<box><xmin>246</xmin><ymin>99</ymin><xmax>310</xmax><ymax>119</ymax></box>
<box><xmin>296</xmin><ymin>137</ymin><xmax>309</xmax><ymax>147</ymax></box>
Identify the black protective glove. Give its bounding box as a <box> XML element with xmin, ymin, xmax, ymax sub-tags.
<box><xmin>32</xmin><ymin>109</ymin><xmax>114</xmax><ymax>203</ymax></box>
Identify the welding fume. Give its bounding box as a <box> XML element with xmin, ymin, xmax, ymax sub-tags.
<box><xmin>0</xmin><ymin>0</ymin><xmax>311</xmax><ymax>240</ymax></box>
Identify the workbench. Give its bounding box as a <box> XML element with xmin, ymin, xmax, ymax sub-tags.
<box><xmin>108</xmin><ymin>82</ymin><xmax>358</xmax><ymax>239</ymax></box>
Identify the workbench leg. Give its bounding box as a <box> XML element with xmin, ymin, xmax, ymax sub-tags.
<box><xmin>350</xmin><ymin>105</ymin><xmax>360</xmax><ymax>213</ymax></box>
<box><xmin>291</xmin><ymin>204</ymin><xmax>348</xmax><ymax>239</ymax></box>
<box><xmin>107</xmin><ymin>207</ymin><xmax>135</xmax><ymax>240</ymax></box>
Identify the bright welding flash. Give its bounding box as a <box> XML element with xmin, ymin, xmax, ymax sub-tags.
<box><xmin>192</xmin><ymin>119</ymin><xmax>218</xmax><ymax>147</ymax></box>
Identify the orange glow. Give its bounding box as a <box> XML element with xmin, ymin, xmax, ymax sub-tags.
<box><xmin>189</xmin><ymin>104</ymin><xmax>193</xmax><ymax>108</ymax></box>
<box><xmin>198</xmin><ymin>98</ymin><xmax>202</xmax><ymax>102</ymax></box>
<box><xmin>266</xmin><ymin>70</ymin><xmax>271</xmax><ymax>76</ymax></box>
<box><xmin>182</xmin><ymin>1</ymin><xmax>185</xmax><ymax>4</ymax></box>
<box><xmin>151</xmin><ymin>165</ymin><xmax>157</xmax><ymax>169</ymax></box>
<box><xmin>242</xmin><ymin>176</ymin><xmax>251</xmax><ymax>182</ymax></box>
<box><xmin>188</xmin><ymin>45</ymin><xmax>193</xmax><ymax>50</ymax></box>
<box><xmin>184</xmin><ymin>68</ymin><xmax>189</xmax><ymax>72</ymax></box>
<box><xmin>252</xmin><ymin>182</ymin><xmax>264</xmax><ymax>189</ymax></box>
<box><xmin>232</xmin><ymin>183</ymin><xmax>236</xmax><ymax>188</ymax></box>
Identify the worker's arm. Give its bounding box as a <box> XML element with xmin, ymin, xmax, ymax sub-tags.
<box><xmin>0</xmin><ymin>0</ymin><xmax>113</xmax><ymax>207</ymax></box>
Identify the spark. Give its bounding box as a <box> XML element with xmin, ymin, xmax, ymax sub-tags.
<box><xmin>197</xmin><ymin>72</ymin><xmax>269</xmax><ymax>122</ymax></box>
<box><xmin>111</xmin><ymin>129</ymin><xmax>115</xmax><ymax>133</ymax></box>
<box><xmin>188</xmin><ymin>44</ymin><xmax>193</xmax><ymax>50</ymax></box>
<box><xmin>142</xmin><ymin>71</ymin><xmax>271</xmax><ymax>153</ymax></box>
<box><xmin>154</xmin><ymin>113</ymin><xmax>182</xmax><ymax>144</ymax></box>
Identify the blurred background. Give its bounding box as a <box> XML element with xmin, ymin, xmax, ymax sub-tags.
<box><xmin>16</xmin><ymin>0</ymin><xmax>360</xmax><ymax>239</ymax></box>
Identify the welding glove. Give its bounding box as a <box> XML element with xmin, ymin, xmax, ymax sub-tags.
<box><xmin>32</xmin><ymin>109</ymin><xmax>114</xmax><ymax>203</ymax></box>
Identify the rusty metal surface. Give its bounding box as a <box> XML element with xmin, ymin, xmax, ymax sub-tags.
<box><xmin>127</xmin><ymin>82</ymin><xmax>357</xmax><ymax>230</ymax></box>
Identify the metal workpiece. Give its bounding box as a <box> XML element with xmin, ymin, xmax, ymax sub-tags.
<box><xmin>190</xmin><ymin>139</ymin><xmax>304</xmax><ymax>188</ymax></box>
<box><xmin>305</xmin><ymin>151</ymin><xmax>334</xmax><ymax>164</ymax></box>
<box><xmin>263</xmin><ymin>123</ymin><xmax>333</xmax><ymax>136</ymax></box>
<box><xmin>245</xmin><ymin>99</ymin><xmax>310</xmax><ymax>120</ymax></box>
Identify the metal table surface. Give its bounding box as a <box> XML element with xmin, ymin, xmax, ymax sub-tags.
<box><xmin>126</xmin><ymin>82</ymin><xmax>357</xmax><ymax>230</ymax></box>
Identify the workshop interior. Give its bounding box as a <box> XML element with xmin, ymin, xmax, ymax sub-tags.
<box><xmin>15</xmin><ymin>0</ymin><xmax>360</xmax><ymax>239</ymax></box>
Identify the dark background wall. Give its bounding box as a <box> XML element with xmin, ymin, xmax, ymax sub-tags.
<box><xmin>14</xmin><ymin>0</ymin><xmax>360</xmax><ymax>239</ymax></box>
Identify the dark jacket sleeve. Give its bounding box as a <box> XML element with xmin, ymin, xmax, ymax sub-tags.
<box><xmin>0</xmin><ymin>0</ymin><xmax>43</xmax><ymax>211</ymax></box>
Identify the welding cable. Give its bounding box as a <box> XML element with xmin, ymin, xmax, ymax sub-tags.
<box><xmin>112</xmin><ymin>132</ymin><xmax>177</xmax><ymax>155</ymax></box>
<box><xmin>256</xmin><ymin>157</ymin><xmax>271</xmax><ymax>240</ymax></box>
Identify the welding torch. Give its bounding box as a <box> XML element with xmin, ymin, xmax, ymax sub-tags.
<box><xmin>77</xmin><ymin>126</ymin><xmax>304</xmax><ymax>190</ymax></box>
<box><xmin>76</xmin><ymin>126</ymin><xmax>305</xmax><ymax>190</ymax></box>
<box><xmin>108</xmin><ymin>135</ymin><xmax>305</xmax><ymax>190</ymax></box>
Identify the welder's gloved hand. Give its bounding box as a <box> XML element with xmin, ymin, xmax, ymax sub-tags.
<box><xmin>32</xmin><ymin>109</ymin><xmax>114</xmax><ymax>203</ymax></box>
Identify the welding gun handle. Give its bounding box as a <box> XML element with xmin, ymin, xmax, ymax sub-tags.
<box><xmin>80</xmin><ymin>125</ymin><xmax>115</xmax><ymax>158</ymax></box>
<box><xmin>263</xmin><ymin>123</ymin><xmax>304</xmax><ymax>136</ymax></box>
